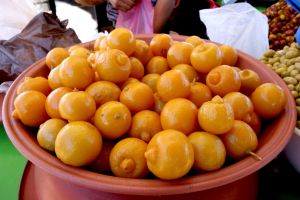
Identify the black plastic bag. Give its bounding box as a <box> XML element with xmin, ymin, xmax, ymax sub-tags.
<box><xmin>0</xmin><ymin>12</ymin><xmax>81</xmax><ymax>83</ymax></box>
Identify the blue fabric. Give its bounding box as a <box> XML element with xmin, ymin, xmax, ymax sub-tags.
<box><xmin>296</xmin><ymin>27</ymin><xmax>300</xmax><ymax>45</ymax></box>
<box><xmin>285</xmin><ymin>0</ymin><xmax>300</xmax><ymax>13</ymax></box>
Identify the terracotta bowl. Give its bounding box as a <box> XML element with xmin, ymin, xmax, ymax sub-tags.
<box><xmin>0</xmin><ymin>93</ymin><xmax>4</xmax><ymax>124</ymax></box>
<box><xmin>3</xmin><ymin>35</ymin><xmax>297</xmax><ymax>200</ymax></box>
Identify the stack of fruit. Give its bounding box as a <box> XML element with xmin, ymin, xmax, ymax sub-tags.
<box><xmin>260</xmin><ymin>42</ymin><xmax>300</xmax><ymax>127</ymax></box>
<box><xmin>263</xmin><ymin>0</ymin><xmax>300</xmax><ymax>50</ymax></box>
<box><xmin>12</xmin><ymin>28</ymin><xmax>287</xmax><ymax>180</ymax></box>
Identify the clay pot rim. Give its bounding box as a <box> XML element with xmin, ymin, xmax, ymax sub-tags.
<box><xmin>0</xmin><ymin>93</ymin><xmax>4</xmax><ymax>124</ymax></box>
<box><xmin>3</xmin><ymin>34</ymin><xmax>296</xmax><ymax>196</ymax></box>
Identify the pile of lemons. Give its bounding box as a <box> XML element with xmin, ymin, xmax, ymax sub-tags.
<box><xmin>12</xmin><ymin>28</ymin><xmax>287</xmax><ymax>180</ymax></box>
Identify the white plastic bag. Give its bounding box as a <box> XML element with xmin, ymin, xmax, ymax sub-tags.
<box><xmin>0</xmin><ymin>0</ymin><xmax>38</xmax><ymax>40</ymax></box>
<box><xmin>222</xmin><ymin>0</ymin><xmax>238</xmax><ymax>6</ymax></box>
<box><xmin>116</xmin><ymin>0</ymin><xmax>154</xmax><ymax>34</ymax></box>
<box><xmin>200</xmin><ymin>3</ymin><xmax>269</xmax><ymax>58</ymax></box>
<box><xmin>55</xmin><ymin>1</ymin><xmax>98</xmax><ymax>42</ymax></box>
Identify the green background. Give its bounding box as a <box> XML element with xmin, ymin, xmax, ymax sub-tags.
<box><xmin>0</xmin><ymin>125</ymin><xmax>27</xmax><ymax>200</ymax></box>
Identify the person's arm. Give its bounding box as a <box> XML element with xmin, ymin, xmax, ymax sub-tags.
<box><xmin>75</xmin><ymin>0</ymin><xmax>135</xmax><ymax>11</ymax></box>
<box><xmin>74</xmin><ymin>0</ymin><xmax>106</xmax><ymax>6</ymax></box>
<box><xmin>153</xmin><ymin>0</ymin><xmax>176</xmax><ymax>33</ymax></box>
<box><xmin>108</xmin><ymin>0</ymin><xmax>137</xmax><ymax>11</ymax></box>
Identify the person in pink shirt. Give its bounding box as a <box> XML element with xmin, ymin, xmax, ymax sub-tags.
<box><xmin>76</xmin><ymin>0</ymin><xmax>210</xmax><ymax>38</ymax></box>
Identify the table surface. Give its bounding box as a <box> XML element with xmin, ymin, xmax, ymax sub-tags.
<box><xmin>1</xmin><ymin>122</ymin><xmax>300</xmax><ymax>200</ymax></box>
